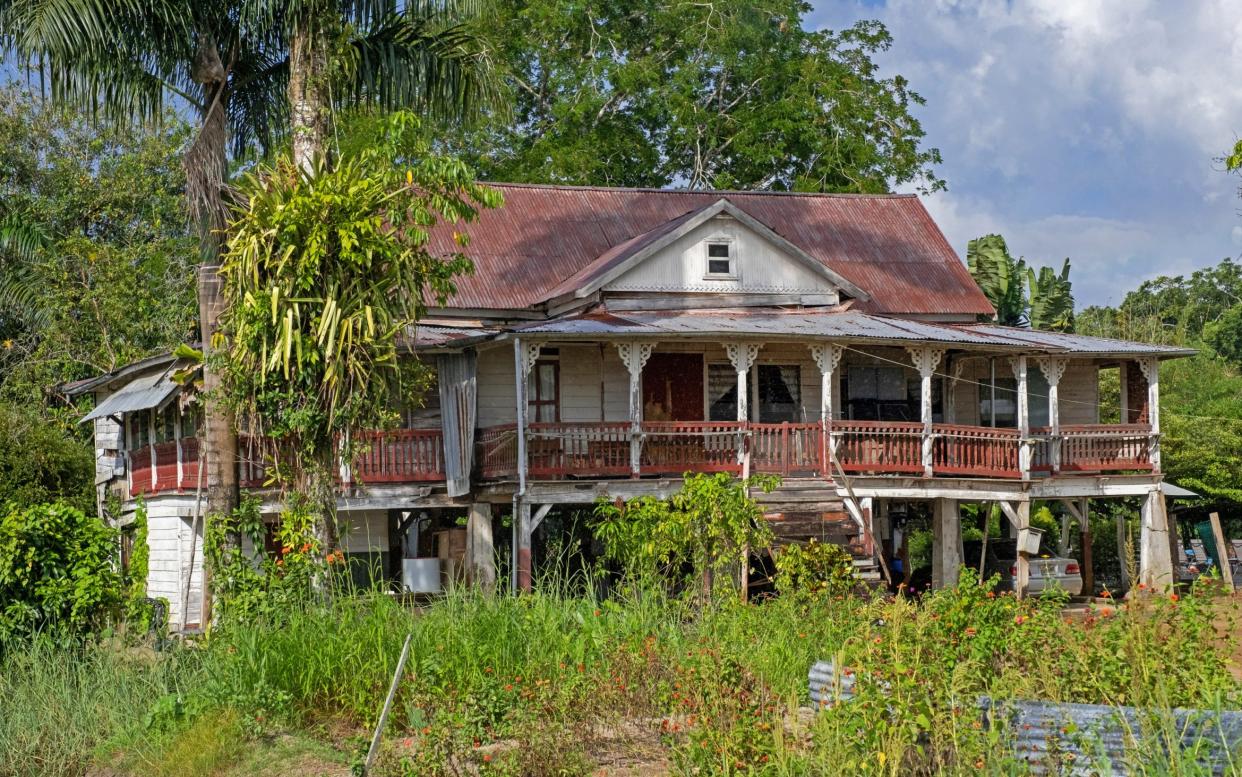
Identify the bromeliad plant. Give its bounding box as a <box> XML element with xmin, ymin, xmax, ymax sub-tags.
<box><xmin>216</xmin><ymin>111</ymin><xmax>499</xmax><ymax>553</ymax></box>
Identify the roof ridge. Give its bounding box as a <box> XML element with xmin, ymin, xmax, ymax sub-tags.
<box><xmin>479</xmin><ymin>181</ymin><xmax>918</xmax><ymax>199</ymax></box>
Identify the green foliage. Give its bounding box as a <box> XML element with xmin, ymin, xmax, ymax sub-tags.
<box><xmin>592</xmin><ymin>473</ymin><xmax>778</xmax><ymax>595</ymax></box>
<box><xmin>1027</xmin><ymin>258</ymin><xmax>1075</xmax><ymax>332</ymax></box>
<box><xmin>0</xmin><ymin>87</ymin><xmax>198</xmax><ymax>403</ymax></box>
<box><xmin>216</xmin><ymin>112</ymin><xmax>498</xmax><ymax>519</ymax></box>
<box><xmin>5</xmin><ymin>581</ymin><xmax>1237</xmax><ymax>775</ymax></box>
<box><xmin>1203</xmin><ymin>303</ymin><xmax>1242</xmax><ymax>367</ymax></box>
<box><xmin>966</xmin><ymin>233</ymin><xmax>1074</xmax><ymax>330</ymax></box>
<box><xmin>426</xmin><ymin>3</ymin><xmax>941</xmax><ymax>193</ymax></box>
<box><xmin>0</xmin><ymin>502</ymin><xmax>122</xmax><ymax>645</ymax></box>
<box><xmin>772</xmin><ymin>537</ymin><xmax>858</xmax><ymax>598</ymax></box>
<box><xmin>0</xmin><ymin>401</ymin><xmax>93</xmax><ymax>511</ymax></box>
<box><xmin>121</xmin><ymin>500</ymin><xmax>156</xmax><ymax>632</ymax></box>
<box><xmin>1078</xmin><ymin>257</ymin><xmax>1242</xmax><ymax>506</ymax></box>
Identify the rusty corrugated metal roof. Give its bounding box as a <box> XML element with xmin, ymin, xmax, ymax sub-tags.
<box><xmin>427</xmin><ymin>184</ymin><xmax>994</xmax><ymax>316</ymax></box>
<box><xmin>512</xmin><ymin>308</ymin><xmax>1192</xmax><ymax>356</ymax></box>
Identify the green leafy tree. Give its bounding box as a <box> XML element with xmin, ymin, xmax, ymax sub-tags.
<box><xmin>1203</xmin><ymin>304</ymin><xmax>1242</xmax><ymax>367</ymax></box>
<box><xmin>966</xmin><ymin>234</ymin><xmax>1074</xmax><ymax>331</ymax></box>
<box><xmin>431</xmin><ymin>2</ymin><xmax>941</xmax><ymax>192</ymax></box>
<box><xmin>0</xmin><ymin>502</ymin><xmax>121</xmax><ymax>645</ymax></box>
<box><xmin>2</xmin><ymin>0</ymin><xmax>497</xmax><ymax>545</ymax></box>
<box><xmin>592</xmin><ymin>473</ymin><xmax>778</xmax><ymax>601</ymax></box>
<box><xmin>0</xmin><ymin>404</ymin><xmax>93</xmax><ymax>512</ymax></box>
<box><xmin>216</xmin><ymin>113</ymin><xmax>498</xmax><ymax>551</ymax></box>
<box><xmin>0</xmin><ymin>88</ymin><xmax>198</xmax><ymax>405</ymax></box>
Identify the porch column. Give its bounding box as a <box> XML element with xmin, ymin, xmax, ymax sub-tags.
<box><xmin>809</xmin><ymin>343</ymin><xmax>843</xmax><ymax>474</ymax></box>
<box><xmin>466</xmin><ymin>502</ymin><xmax>495</xmax><ymax>591</ymax></box>
<box><xmin>1000</xmin><ymin>500</ymin><xmax>1032</xmax><ymax>598</ymax></box>
<box><xmin>725</xmin><ymin>343</ymin><xmax>761</xmax><ymax>467</ymax></box>
<box><xmin>513</xmin><ymin>338</ymin><xmax>541</xmax><ymax>593</ymax></box>
<box><xmin>931</xmin><ymin>498</ymin><xmax>962</xmax><ymax>590</ymax></box>
<box><xmin>1010</xmin><ymin>356</ymin><xmax>1031</xmax><ymax>480</ymax></box>
<box><xmin>905</xmin><ymin>347</ymin><xmax>944</xmax><ymax>478</ymax></box>
<box><xmin>945</xmin><ymin>358</ymin><xmax>965</xmax><ymax>424</ymax></box>
<box><xmin>1139</xmin><ymin>486</ymin><xmax>1174</xmax><ymax>590</ymax></box>
<box><xmin>1036</xmin><ymin>356</ymin><xmax>1068</xmax><ymax>474</ymax></box>
<box><xmin>615</xmin><ymin>342</ymin><xmax>656</xmax><ymax>477</ymax></box>
<box><xmin>1137</xmin><ymin>357</ymin><xmax>1161</xmax><ymax>471</ymax></box>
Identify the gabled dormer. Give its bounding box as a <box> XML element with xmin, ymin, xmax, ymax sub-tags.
<box><xmin>544</xmin><ymin>198</ymin><xmax>870</xmax><ymax>313</ymax></box>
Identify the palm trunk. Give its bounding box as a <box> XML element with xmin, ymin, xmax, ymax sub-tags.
<box><xmin>189</xmin><ymin>38</ymin><xmax>239</xmax><ymax>625</ymax></box>
<box><xmin>288</xmin><ymin>16</ymin><xmax>338</xmax><ymax>551</ymax></box>
<box><xmin>288</xmin><ymin>20</ymin><xmax>330</xmax><ymax>174</ymax></box>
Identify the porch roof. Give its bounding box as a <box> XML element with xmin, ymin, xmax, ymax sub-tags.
<box><xmin>80</xmin><ymin>367</ymin><xmax>182</xmax><ymax>423</ymax></box>
<box><xmin>509</xmin><ymin>308</ymin><xmax>1197</xmax><ymax>357</ymax></box>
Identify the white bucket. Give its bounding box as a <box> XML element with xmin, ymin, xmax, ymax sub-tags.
<box><xmin>402</xmin><ymin>558</ymin><xmax>442</xmax><ymax>594</ymax></box>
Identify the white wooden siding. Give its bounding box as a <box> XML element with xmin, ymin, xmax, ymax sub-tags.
<box><xmin>137</xmin><ymin>496</ymin><xmax>203</xmax><ymax>630</ymax></box>
<box><xmin>605</xmin><ymin>215</ymin><xmax>840</xmax><ymax>298</ymax></box>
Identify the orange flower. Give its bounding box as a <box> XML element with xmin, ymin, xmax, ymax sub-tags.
<box><xmin>483</xmin><ymin>754</ymin><xmax>492</xmax><ymax>763</ymax></box>
<box><xmin>1100</xmin><ymin>608</ymin><xmax>1112</xmax><ymax>618</ymax></box>
<box><xmin>1170</xmin><ymin>593</ymin><xmax>1180</xmax><ymax>602</ymax></box>
<box><xmin>300</xmin><ymin>542</ymin><xmax>311</xmax><ymax>553</ymax></box>
<box><xmin>325</xmin><ymin>554</ymin><xmax>336</xmax><ymax>565</ymax></box>
<box><xmin>281</xmin><ymin>545</ymin><xmax>293</xmax><ymax>555</ymax></box>
<box><xmin>1100</xmin><ymin>590</ymin><xmax>1112</xmax><ymax>599</ymax></box>
<box><xmin>964</xmin><ymin>627</ymin><xmax>977</xmax><ymax>637</ymax></box>
<box><xmin>1014</xmin><ymin>615</ymin><xmax>1027</xmax><ymax>625</ymax></box>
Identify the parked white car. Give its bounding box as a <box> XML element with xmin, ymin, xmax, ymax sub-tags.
<box><xmin>964</xmin><ymin>539</ymin><xmax>1084</xmax><ymax>596</ymax></box>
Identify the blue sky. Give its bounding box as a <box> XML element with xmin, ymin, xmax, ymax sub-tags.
<box><xmin>809</xmin><ymin>0</ymin><xmax>1242</xmax><ymax>307</ymax></box>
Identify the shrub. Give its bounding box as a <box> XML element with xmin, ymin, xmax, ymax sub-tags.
<box><xmin>0</xmin><ymin>501</ymin><xmax>121</xmax><ymax>645</ymax></box>
<box><xmin>773</xmin><ymin>537</ymin><xmax>859</xmax><ymax>597</ymax></box>
<box><xmin>0</xmin><ymin>402</ymin><xmax>93</xmax><ymax>512</ymax></box>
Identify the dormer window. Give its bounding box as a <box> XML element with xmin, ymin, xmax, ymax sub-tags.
<box><xmin>704</xmin><ymin>240</ymin><xmax>736</xmax><ymax>279</ymax></box>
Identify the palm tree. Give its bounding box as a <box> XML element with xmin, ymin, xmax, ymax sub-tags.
<box><xmin>0</xmin><ymin>211</ymin><xmax>47</xmax><ymax>325</ymax></box>
<box><xmin>1</xmin><ymin>0</ymin><xmax>494</xmax><ymax>600</ymax></box>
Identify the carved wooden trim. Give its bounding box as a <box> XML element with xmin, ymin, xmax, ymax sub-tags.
<box><xmin>905</xmin><ymin>346</ymin><xmax>944</xmax><ymax>377</ymax></box>
<box><xmin>809</xmin><ymin>343</ymin><xmax>844</xmax><ymax>374</ymax></box>
<box><xmin>725</xmin><ymin>343</ymin><xmax>761</xmax><ymax>373</ymax></box>
<box><xmin>614</xmin><ymin>341</ymin><xmax>656</xmax><ymax>377</ymax></box>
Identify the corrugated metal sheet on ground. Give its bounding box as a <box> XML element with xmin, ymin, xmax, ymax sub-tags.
<box><xmin>515</xmin><ymin>309</ymin><xmax>1184</xmax><ymax>355</ymax></box>
<box><xmin>80</xmin><ymin>368</ymin><xmax>180</xmax><ymax>423</ymax></box>
<box><xmin>980</xmin><ymin>696</ymin><xmax>1242</xmax><ymax>776</ymax></box>
<box><xmin>425</xmin><ymin>183</ymin><xmax>995</xmax><ymax>316</ymax></box>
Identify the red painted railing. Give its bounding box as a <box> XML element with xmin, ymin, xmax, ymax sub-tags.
<box><xmin>751</xmin><ymin>423</ymin><xmax>823</xmax><ymax>475</ymax></box>
<box><xmin>475</xmin><ymin>424</ymin><xmax>518</xmax><ymax>480</ymax></box>
<box><xmin>932</xmin><ymin>424</ymin><xmax>1020</xmax><ymax>477</ymax></box>
<box><xmin>129</xmin><ymin>438</ymin><xmax>203</xmax><ymax>497</ymax></box>
<box><xmin>832</xmin><ymin>420</ymin><xmax>924</xmax><ymax>475</ymax></box>
<box><xmin>1031</xmin><ymin>424</ymin><xmax>1153</xmax><ymax>472</ymax></box>
<box><xmin>640</xmin><ymin>421</ymin><xmax>744</xmax><ymax>475</ymax></box>
<box><xmin>353</xmin><ymin>429</ymin><xmax>446</xmax><ymax>483</ymax></box>
<box><xmin>527</xmin><ymin>422</ymin><xmax>631</xmax><ymax>478</ymax></box>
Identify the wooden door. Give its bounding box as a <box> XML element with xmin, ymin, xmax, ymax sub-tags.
<box><xmin>642</xmin><ymin>354</ymin><xmax>704</xmax><ymax>421</ymax></box>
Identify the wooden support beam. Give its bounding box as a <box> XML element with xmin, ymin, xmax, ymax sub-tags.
<box><xmin>615</xmin><ymin>342</ymin><xmax>655</xmax><ymax>477</ymax></box>
<box><xmin>810</xmin><ymin>344</ymin><xmax>843</xmax><ymax>476</ymax></box>
<box><xmin>726</xmin><ymin>343</ymin><xmax>761</xmax><ymax>467</ymax></box>
<box><xmin>906</xmin><ymin>347</ymin><xmax>944</xmax><ymax>478</ymax></box>
<box><xmin>1137</xmin><ymin>357</ymin><xmax>1161</xmax><ymax>471</ymax></box>
<box><xmin>1079</xmin><ymin>497</ymin><xmax>1094</xmax><ymax>594</ymax></box>
<box><xmin>1209</xmin><ymin>512</ymin><xmax>1234</xmax><ymax>589</ymax></box>
<box><xmin>466</xmin><ymin>503</ymin><xmax>495</xmax><ymax>590</ymax></box>
<box><xmin>530</xmin><ymin>503</ymin><xmax>553</xmax><ymax>533</ymax></box>
<box><xmin>1011</xmin><ymin>356</ymin><xmax>1031</xmax><ymax>480</ymax></box>
<box><xmin>514</xmin><ymin>497</ymin><xmax>532</xmax><ymax>593</ymax></box>
<box><xmin>932</xmin><ymin>498</ymin><xmax>962</xmax><ymax>590</ymax></box>
<box><xmin>1036</xmin><ymin>357</ymin><xmax>1068</xmax><ymax>474</ymax></box>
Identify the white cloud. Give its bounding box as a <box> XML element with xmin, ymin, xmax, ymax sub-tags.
<box><xmin>810</xmin><ymin>0</ymin><xmax>1242</xmax><ymax>305</ymax></box>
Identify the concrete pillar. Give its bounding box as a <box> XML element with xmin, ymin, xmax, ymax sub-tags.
<box><xmin>466</xmin><ymin>503</ymin><xmax>495</xmax><ymax>590</ymax></box>
<box><xmin>932</xmin><ymin>498</ymin><xmax>962</xmax><ymax>589</ymax></box>
<box><xmin>1139</xmin><ymin>487</ymin><xmax>1174</xmax><ymax>590</ymax></box>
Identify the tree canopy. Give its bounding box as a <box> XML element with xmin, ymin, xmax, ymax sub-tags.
<box><xmin>426</xmin><ymin>0</ymin><xmax>941</xmax><ymax>192</ymax></box>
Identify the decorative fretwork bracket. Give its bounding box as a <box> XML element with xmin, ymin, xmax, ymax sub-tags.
<box><xmin>809</xmin><ymin>343</ymin><xmax>844</xmax><ymax>375</ymax></box>
<box><xmin>905</xmin><ymin>346</ymin><xmax>944</xmax><ymax>377</ymax></box>
<box><xmin>615</xmin><ymin>341</ymin><xmax>656</xmax><ymax>378</ymax></box>
<box><xmin>725</xmin><ymin>343</ymin><xmax>761</xmax><ymax>374</ymax></box>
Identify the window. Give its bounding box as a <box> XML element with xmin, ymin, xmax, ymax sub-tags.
<box><xmin>527</xmin><ymin>360</ymin><xmax>560</xmax><ymax>422</ymax></box>
<box><xmin>704</xmin><ymin>241</ymin><xmax>735</xmax><ymax>278</ymax></box>
<box><xmin>707</xmin><ymin>364</ymin><xmax>802</xmax><ymax>422</ymax></box>
<box><xmin>845</xmin><ymin>364</ymin><xmax>942</xmax><ymax>421</ymax></box>
<box><xmin>757</xmin><ymin>365</ymin><xmax>800</xmax><ymax>422</ymax></box>
<box><xmin>155</xmin><ymin>405</ymin><xmax>177</xmax><ymax>443</ymax></box>
<box><xmin>708</xmin><ymin>364</ymin><xmax>738</xmax><ymax>421</ymax></box>
<box><xmin>180</xmin><ymin>405</ymin><xmax>200</xmax><ymax>439</ymax></box>
<box><xmin>127</xmin><ymin>412</ymin><xmax>149</xmax><ymax>451</ymax></box>
<box><xmin>979</xmin><ymin>372</ymin><xmax>1050</xmax><ymax>428</ymax></box>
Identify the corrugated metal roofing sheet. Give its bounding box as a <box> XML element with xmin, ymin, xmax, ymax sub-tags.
<box><xmin>410</xmin><ymin>324</ymin><xmax>499</xmax><ymax>348</ymax></box>
<box><xmin>513</xmin><ymin>309</ymin><xmax>1191</xmax><ymax>356</ymax></box>
<box><xmin>80</xmin><ymin>368</ymin><xmax>181</xmax><ymax>423</ymax></box>
<box><xmin>427</xmin><ymin>184</ymin><xmax>994</xmax><ymax>316</ymax></box>
<box><xmin>956</xmin><ymin>324</ymin><xmax>1197</xmax><ymax>356</ymax></box>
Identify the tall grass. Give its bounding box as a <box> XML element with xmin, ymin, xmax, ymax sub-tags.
<box><xmin>2</xmin><ymin>579</ymin><xmax>1238</xmax><ymax>776</ymax></box>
